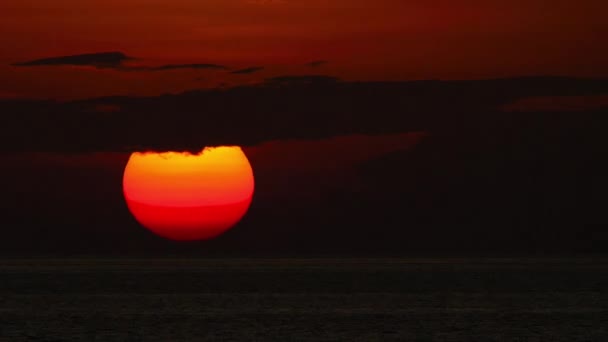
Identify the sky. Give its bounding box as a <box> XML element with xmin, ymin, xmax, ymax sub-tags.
<box><xmin>1</xmin><ymin>0</ymin><xmax>607</xmax><ymax>99</ymax></box>
<box><xmin>1</xmin><ymin>0</ymin><xmax>608</xmax><ymax>253</ymax></box>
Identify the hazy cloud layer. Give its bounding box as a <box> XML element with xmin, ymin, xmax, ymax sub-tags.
<box><xmin>501</xmin><ymin>94</ymin><xmax>608</xmax><ymax>112</ymax></box>
<box><xmin>1</xmin><ymin>77</ymin><xmax>608</xmax><ymax>153</ymax></box>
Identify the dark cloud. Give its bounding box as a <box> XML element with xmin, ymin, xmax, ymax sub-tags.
<box><xmin>90</xmin><ymin>104</ymin><xmax>122</xmax><ymax>113</ymax></box>
<box><xmin>306</xmin><ymin>60</ymin><xmax>328</xmax><ymax>67</ymax></box>
<box><xmin>139</xmin><ymin>63</ymin><xmax>227</xmax><ymax>71</ymax></box>
<box><xmin>501</xmin><ymin>94</ymin><xmax>608</xmax><ymax>112</ymax></box>
<box><xmin>12</xmin><ymin>52</ymin><xmax>227</xmax><ymax>72</ymax></box>
<box><xmin>230</xmin><ymin>66</ymin><xmax>264</xmax><ymax>74</ymax></box>
<box><xmin>265</xmin><ymin>75</ymin><xmax>339</xmax><ymax>85</ymax></box>
<box><xmin>2</xmin><ymin>76</ymin><xmax>608</xmax><ymax>153</ymax></box>
<box><xmin>12</xmin><ymin>52</ymin><xmax>131</xmax><ymax>69</ymax></box>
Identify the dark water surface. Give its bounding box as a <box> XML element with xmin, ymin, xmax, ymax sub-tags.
<box><xmin>1</xmin><ymin>258</ymin><xmax>607</xmax><ymax>341</ymax></box>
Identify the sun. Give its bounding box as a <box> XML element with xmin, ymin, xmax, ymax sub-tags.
<box><xmin>122</xmin><ymin>146</ymin><xmax>254</xmax><ymax>241</ymax></box>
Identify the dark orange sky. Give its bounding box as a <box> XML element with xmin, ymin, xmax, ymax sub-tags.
<box><xmin>1</xmin><ymin>0</ymin><xmax>607</xmax><ymax>99</ymax></box>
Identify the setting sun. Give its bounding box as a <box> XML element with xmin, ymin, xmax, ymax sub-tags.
<box><xmin>122</xmin><ymin>146</ymin><xmax>254</xmax><ymax>241</ymax></box>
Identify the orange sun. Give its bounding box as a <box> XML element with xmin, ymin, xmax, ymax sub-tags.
<box><xmin>122</xmin><ymin>146</ymin><xmax>254</xmax><ymax>241</ymax></box>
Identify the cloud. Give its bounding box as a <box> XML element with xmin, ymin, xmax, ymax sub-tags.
<box><xmin>1</xmin><ymin>77</ymin><xmax>608</xmax><ymax>153</ymax></box>
<box><xmin>245</xmin><ymin>0</ymin><xmax>286</xmax><ymax>4</ymax></box>
<box><xmin>230</xmin><ymin>67</ymin><xmax>264</xmax><ymax>75</ymax></box>
<box><xmin>89</xmin><ymin>104</ymin><xmax>122</xmax><ymax>113</ymax></box>
<box><xmin>12</xmin><ymin>52</ymin><xmax>227</xmax><ymax>72</ymax></box>
<box><xmin>306</xmin><ymin>60</ymin><xmax>328</xmax><ymax>67</ymax></box>
<box><xmin>2</xmin><ymin>77</ymin><xmax>608</xmax><ymax>256</ymax></box>
<box><xmin>12</xmin><ymin>52</ymin><xmax>131</xmax><ymax>69</ymax></box>
<box><xmin>139</xmin><ymin>64</ymin><xmax>227</xmax><ymax>71</ymax></box>
<box><xmin>501</xmin><ymin>94</ymin><xmax>608</xmax><ymax>112</ymax></box>
<box><xmin>245</xmin><ymin>132</ymin><xmax>427</xmax><ymax>199</ymax></box>
<box><xmin>265</xmin><ymin>75</ymin><xmax>339</xmax><ymax>85</ymax></box>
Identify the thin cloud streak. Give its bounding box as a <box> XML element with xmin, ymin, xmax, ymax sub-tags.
<box><xmin>12</xmin><ymin>52</ymin><xmax>131</xmax><ymax>68</ymax></box>
<box><xmin>306</xmin><ymin>60</ymin><xmax>327</xmax><ymax>67</ymax></box>
<box><xmin>230</xmin><ymin>66</ymin><xmax>264</xmax><ymax>74</ymax></box>
<box><xmin>13</xmin><ymin>52</ymin><xmax>228</xmax><ymax>72</ymax></box>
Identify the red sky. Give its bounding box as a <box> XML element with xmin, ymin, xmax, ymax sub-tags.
<box><xmin>1</xmin><ymin>0</ymin><xmax>607</xmax><ymax>99</ymax></box>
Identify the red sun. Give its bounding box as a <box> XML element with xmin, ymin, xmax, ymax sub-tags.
<box><xmin>122</xmin><ymin>146</ymin><xmax>254</xmax><ymax>241</ymax></box>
